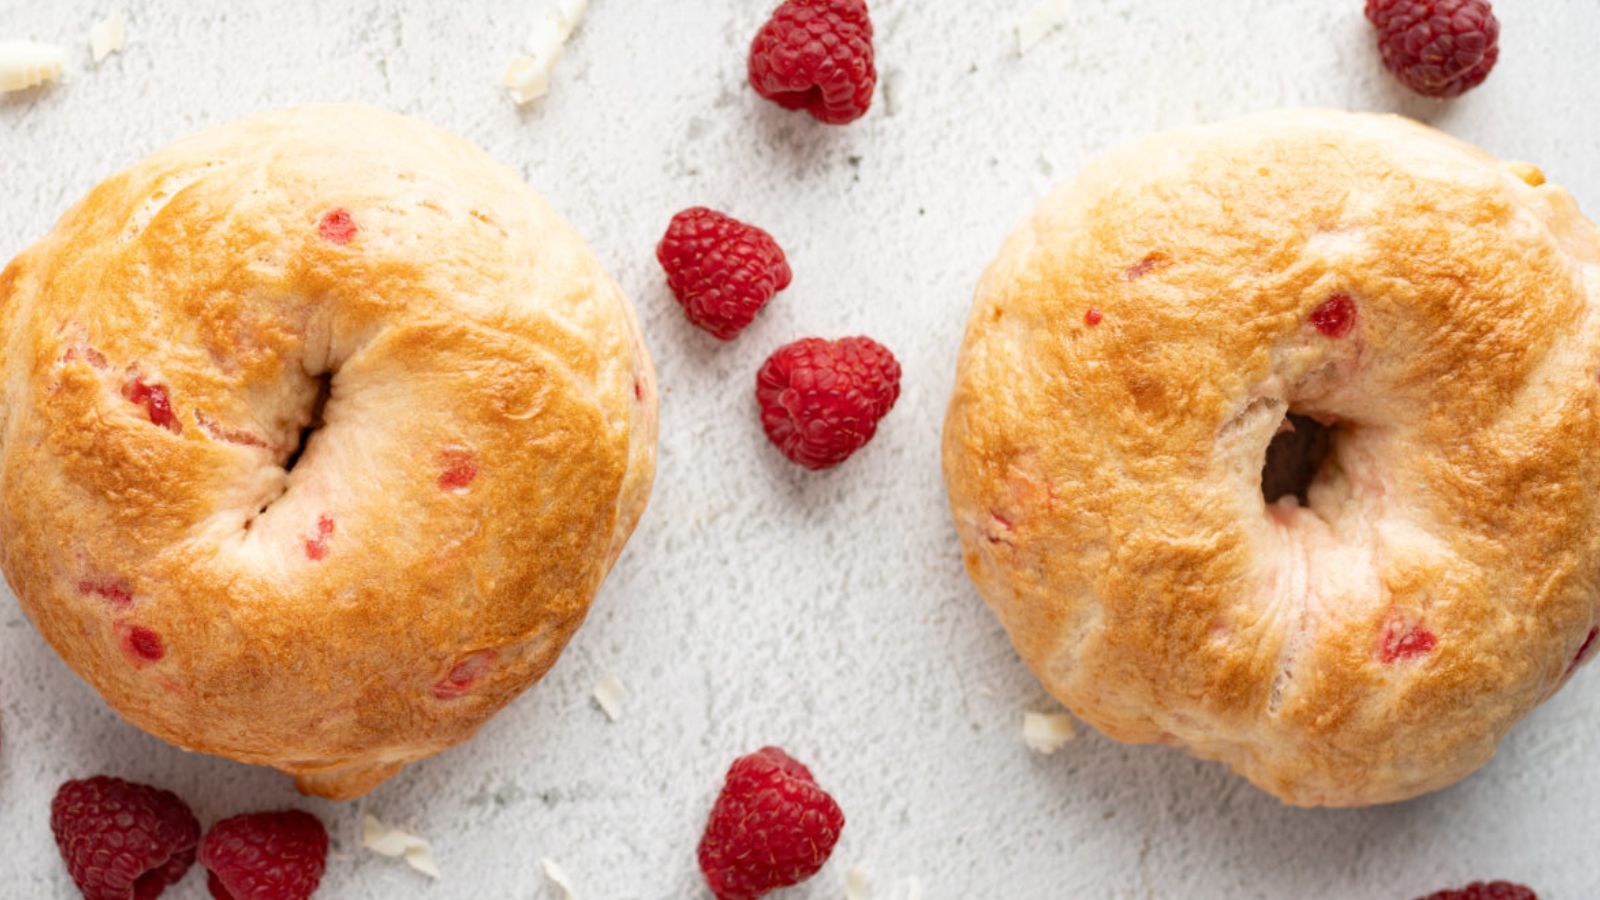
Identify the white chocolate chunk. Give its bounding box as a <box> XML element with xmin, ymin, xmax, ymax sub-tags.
<box><xmin>1022</xmin><ymin>711</ymin><xmax>1077</xmax><ymax>754</ymax></box>
<box><xmin>1017</xmin><ymin>0</ymin><xmax>1072</xmax><ymax>55</ymax></box>
<box><xmin>0</xmin><ymin>41</ymin><xmax>67</xmax><ymax>93</ymax></box>
<box><xmin>526</xmin><ymin>16</ymin><xmax>567</xmax><ymax>55</ymax></box>
<box><xmin>503</xmin><ymin>55</ymin><xmax>551</xmax><ymax>105</ymax></box>
<box><xmin>403</xmin><ymin>844</ymin><xmax>441</xmax><ymax>879</ymax></box>
<box><xmin>90</xmin><ymin>12</ymin><xmax>125</xmax><ymax>63</ymax></box>
<box><xmin>362</xmin><ymin>815</ymin><xmax>424</xmax><ymax>856</ymax></box>
<box><xmin>362</xmin><ymin>815</ymin><xmax>439</xmax><ymax>877</ymax></box>
<box><xmin>502</xmin><ymin>0</ymin><xmax>590</xmax><ymax>106</ymax></box>
<box><xmin>592</xmin><ymin>674</ymin><xmax>626</xmax><ymax>722</ymax></box>
<box><xmin>542</xmin><ymin>858</ymin><xmax>578</xmax><ymax>899</ymax></box>
<box><xmin>556</xmin><ymin>0</ymin><xmax>589</xmax><ymax>26</ymax></box>
<box><xmin>846</xmin><ymin>866</ymin><xmax>868</xmax><ymax>899</ymax></box>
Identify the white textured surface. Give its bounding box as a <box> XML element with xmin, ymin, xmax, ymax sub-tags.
<box><xmin>3</xmin><ymin>1</ymin><xmax>1600</xmax><ymax>897</ymax></box>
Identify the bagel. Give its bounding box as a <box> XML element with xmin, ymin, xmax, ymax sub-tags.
<box><xmin>0</xmin><ymin>105</ymin><xmax>657</xmax><ymax>799</ymax></box>
<box><xmin>941</xmin><ymin>109</ymin><xmax>1600</xmax><ymax>806</ymax></box>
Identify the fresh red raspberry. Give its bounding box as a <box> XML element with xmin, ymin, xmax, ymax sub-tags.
<box><xmin>657</xmin><ymin>208</ymin><xmax>792</xmax><ymax>341</ymax></box>
<box><xmin>697</xmin><ymin>747</ymin><xmax>846</xmax><ymax>900</ymax></box>
<box><xmin>1365</xmin><ymin>0</ymin><xmax>1499</xmax><ymax>98</ymax></box>
<box><xmin>1415</xmin><ymin>883</ymin><xmax>1538</xmax><ymax>900</ymax></box>
<box><xmin>748</xmin><ymin>0</ymin><xmax>876</xmax><ymax>124</ymax></box>
<box><xmin>51</xmin><ymin>776</ymin><xmax>200</xmax><ymax>900</ymax></box>
<box><xmin>198</xmin><ymin>810</ymin><xmax>328</xmax><ymax>900</ymax></box>
<box><xmin>755</xmin><ymin>336</ymin><xmax>901</xmax><ymax>470</ymax></box>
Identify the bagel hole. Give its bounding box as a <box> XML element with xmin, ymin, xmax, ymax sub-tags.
<box><xmin>281</xmin><ymin>372</ymin><xmax>332</xmax><ymax>476</ymax></box>
<box><xmin>1261</xmin><ymin>413</ymin><xmax>1334</xmax><ymax>506</ymax></box>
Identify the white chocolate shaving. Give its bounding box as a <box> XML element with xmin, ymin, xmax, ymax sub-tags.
<box><xmin>846</xmin><ymin>866</ymin><xmax>868</xmax><ymax>899</ymax></box>
<box><xmin>0</xmin><ymin>41</ymin><xmax>67</xmax><ymax>93</ymax></box>
<box><xmin>542</xmin><ymin>858</ymin><xmax>578</xmax><ymax>899</ymax></box>
<box><xmin>1022</xmin><ymin>711</ymin><xmax>1077</xmax><ymax>754</ymax></box>
<box><xmin>1017</xmin><ymin>0</ymin><xmax>1071</xmax><ymax>54</ymax></box>
<box><xmin>361</xmin><ymin>816</ymin><xmax>439</xmax><ymax>878</ymax></box>
<box><xmin>556</xmin><ymin>0</ymin><xmax>589</xmax><ymax>23</ymax></box>
<box><xmin>503</xmin><ymin>56</ymin><xmax>547</xmax><ymax>105</ymax></box>
<box><xmin>592</xmin><ymin>674</ymin><xmax>626</xmax><ymax>722</ymax></box>
<box><xmin>502</xmin><ymin>0</ymin><xmax>589</xmax><ymax>106</ymax></box>
<box><xmin>90</xmin><ymin>12</ymin><xmax>125</xmax><ymax>63</ymax></box>
<box><xmin>403</xmin><ymin>844</ymin><xmax>441</xmax><ymax>879</ymax></box>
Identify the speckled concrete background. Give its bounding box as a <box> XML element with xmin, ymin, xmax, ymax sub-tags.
<box><xmin>2</xmin><ymin>1</ymin><xmax>1598</xmax><ymax>897</ymax></box>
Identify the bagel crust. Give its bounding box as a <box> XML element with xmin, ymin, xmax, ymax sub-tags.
<box><xmin>0</xmin><ymin>106</ymin><xmax>657</xmax><ymax>799</ymax></box>
<box><xmin>943</xmin><ymin>110</ymin><xmax>1600</xmax><ymax>806</ymax></box>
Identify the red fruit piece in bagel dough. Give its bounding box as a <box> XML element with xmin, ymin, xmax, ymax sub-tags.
<box><xmin>1124</xmin><ymin>253</ymin><xmax>1169</xmax><ymax>281</ymax></box>
<box><xmin>1311</xmin><ymin>294</ymin><xmax>1357</xmax><ymax>338</ymax></box>
<box><xmin>196</xmin><ymin>410</ymin><xmax>269</xmax><ymax>448</ymax></box>
<box><xmin>79</xmin><ymin>578</ymin><xmax>133</xmax><ymax>607</ymax></box>
<box><xmin>62</xmin><ymin>345</ymin><xmax>108</xmax><ymax>368</ymax></box>
<box><xmin>119</xmin><ymin>624</ymin><xmax>165</xmax><ymax>665</ymax></box>
<box><xmin>438</xmin><ymin>448</ymin><xmax>478</xmax><ymax>492</ymax></box>
<box><xmin>433</xmin><ymin>651</ymin><xmax>494</xmax><ymax>700</ymax></box>
<box><xmin>1380</xmin><ymin>619</ymin><xmax>1437</xmax><ymax>663</ymax></box>
<box><xmin>1568</xmin><ymin>626</ymin><xmax>1600</xmax><ymax>675</ymax></box>
<box><xmin>123</xmin><ymin>377</ymin><xmax>182</xmax><ymax>433</ymax></box>
<box><xmin>317</xmin><ymin>208</ymin><xmax>358</xmax><ymax>245</ymax></box>
<box><xmin>303</xmin><ymin>514</ymin><xmax>335</xmax><ymax>561</ymax></box>
<box><xmin>1085</xmin><ymin>308</ymin><xmax>1104</xmax><ymax>326</ymax></box>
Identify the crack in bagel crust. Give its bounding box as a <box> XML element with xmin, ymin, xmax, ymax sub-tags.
<box><xmin>0</xmin><ymin>105</ymin><xmax>659</xmax><ymax>800</ymax></box>
<box><xmin>941</xmin><ymin>109</ymin><xmax>1600</xmax><ymax>807</ymax></box>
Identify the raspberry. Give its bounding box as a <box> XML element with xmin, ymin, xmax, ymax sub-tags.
<box><xmin>748</xmin><ymin>0</ymin><xmax>876</xmax><ymax>124</ymax></box>
<box><xmin>198</xmin><ymin>810</ymin><xmax>328</xmax><ymax>900</ymax></box>
<box><xmin>317</xmin><ymin>209</ymin><xmax>357</xmax><ymax>245</ymax></box>
<box><xmin>697</xmin><ymin>747</ymin><xmax>846</xmax><ymax>900</ymax></box>
<box><xmin>1310</xmin><ymin>294</ymin><xmax>1357</xmax><ymax>338</ymax></box>
<box><xmin>755</xmin><ymin>336</ymin><xmax>901</xmax><ymax>470</ymax></box>
<box><xmin>1366</xmin><ymin>0</ymin><xmax>1499</xmax><ymax>98</ymax></box>
<box><xmin>1415</xmin><ymin>882</ymin><xmax>1538</xmax><ymax>900</ymax></box>
<box><xmin>657</xmin><ymin>208</ymin><xmax>792</xmax><ymax>341</ymax></box>
<box><xmin>51</xmin><ymin>776</ymin><xmax>200</xmax><ymax>900</ymax></box>
<box><xmin>123</xmin><ymin>376</ymin><xmax>182</xmax><ymax>434</ymax></box>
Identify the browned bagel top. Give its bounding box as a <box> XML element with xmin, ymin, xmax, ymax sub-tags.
<box><xmin>0</xmin><ymin>105</ymin><xmax>658</xmax><ymax>798</ymax></box>
<box><xmin>943</xmin><ymin>110</ymin><xmax>1600</xmax><ymax>806</ymax></box>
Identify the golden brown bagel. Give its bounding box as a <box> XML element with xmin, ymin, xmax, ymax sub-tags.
<box><xmin>0</xmin><ymin>105</ymin><xmax>657</xmax><ymax>799</ymax></box>
<box><xmin>942</xmin><ymin>109</ymin><xmax>1600</xmax><ymax>806</ymax></box>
